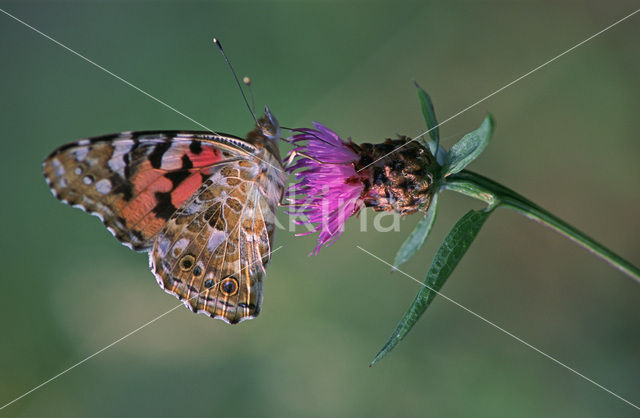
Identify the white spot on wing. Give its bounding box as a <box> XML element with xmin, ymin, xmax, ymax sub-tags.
<box><xmin>172</xmin><ymin>238</ymin><xmax>190</xmax><ymax>255</ymax></box>
<box><xmin>157</xmin><ymin>237</ymin><xmax>171</xmax><ymax>257</ymax></box>
<box><xmin>160</xmin><ymin>146</ymin><xmax>185</xmax><ymax>170</ymax></box>
<box><xmin>95</xmin><ymin>179</ymin><xmax>112</xmax><ymax>194</ymax></box>
<box><xmin>73</xmin><ymin>147</ymin><xmax>89</xmax><ymax>162</ymax></box>
<box><xmin>207</xmin><ymin>229</ymin><xmax>228</xmax><ymax>252</ymax></box>
<box><xmin>51</xmin><ymin>158</ymin><xmax>65</xmax><ymax>178</ymax></box>
<box><xmin>90</xmin><ymin>211</ymin><xmax>106</xmax><ymax>222</ymax></box>
<box><xmin>108</xmin><ymin>140</ymin><xmax>134</xmax><ymax>177</ymax></box>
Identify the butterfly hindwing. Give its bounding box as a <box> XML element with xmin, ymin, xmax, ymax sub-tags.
<box><xmin>43</xmin><ymin>131</ymin><xmax>248</xmax><ymax>250</ymax></box>
<box><xmin>150</xmin><ymin>158</ymin><xmax>277</xmax><ymax>323</ymax></box>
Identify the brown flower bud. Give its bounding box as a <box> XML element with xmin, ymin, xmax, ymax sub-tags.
<box><xmin>351</xmin><ymin>137</ymin><xmax>438</xmax><ymax>215</ymax></box>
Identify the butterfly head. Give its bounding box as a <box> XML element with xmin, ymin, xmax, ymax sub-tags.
<box><xmin>247</xmin><ymin>105</ymin><xmax>283</xmax><ymax>162</ymax></box>
<box><xmin>260</xmin><ymin>105</ymin><xmax>281</xmax><ymax>141</ymax></box>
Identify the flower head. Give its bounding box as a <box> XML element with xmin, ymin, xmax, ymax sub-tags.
<box><xmin>286</xmin><ymin>123</ymin><xmax>438</xmax><ymax>255</ymax></box>
<box><xmin>286</xmin><ymin>123</ymin><xmax>368</xmax><ymax>255</ymax></box>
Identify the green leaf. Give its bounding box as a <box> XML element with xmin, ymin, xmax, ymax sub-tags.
<box><xmin>393</xmin><ymin>193</ymin><xmax>439</xmax><ymax>269</ymax></box>
<box><xmin>426</xmin><ymin>138</ymin><xmax>447</xmax><ymax>166</ymax></box>
<box><xmin>371</xmin><ymin>208</ymin><xmax>493</xmax><ymax>366</ymax></box>
<box><xmin>444</xmin><ymin>115</ymin><xmax>494</xmax><ymax>176</ymax></box>
<box><xmin>415</xmin><ymin>82</ymin><xmax>440</xmax><ymax>151</ymax></box>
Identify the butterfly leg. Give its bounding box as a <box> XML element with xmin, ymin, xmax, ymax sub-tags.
<box><xmin>284</xmin><ymin>150</ymin><xmax>323</xmax><ymax>169</ymax></box>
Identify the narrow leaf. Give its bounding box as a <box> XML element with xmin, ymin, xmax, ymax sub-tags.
<box><xmin>426</xmin><ymin>138</ymin><xmax>447</xmax><ymax>166</ymax></box>
<box><xmin>415</xmin><ymin>82</ymin><xmax>440</xmax><ymax>150</ymax></box>
<box><xmin>393</xmin><ymin>193</ymin><xmax>439</xmax><ymax>269</ymax></box>
<box><xmin>371</xmin><ymin>208</ymin><xmax>493</xmax><ymax>366</ymax></box>
<box><xmin>444</xmin><ymin>115</ymin><xmax>494</xmax><ymax>176</ymax></box>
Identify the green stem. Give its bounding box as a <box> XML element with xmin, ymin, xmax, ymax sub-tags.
<box><xmin>442</xmin><ymin>170</ymin><xmax>640</xmax><ymax>283</ymax></box>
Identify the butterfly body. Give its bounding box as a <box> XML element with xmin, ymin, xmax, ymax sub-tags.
<box><xmin>43</xmin><ymin>109</ymin><xmax>286</xmax><ymax>324</ymax></box>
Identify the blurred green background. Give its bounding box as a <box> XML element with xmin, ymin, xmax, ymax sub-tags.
<box><xmin>1</xmin><ymin>1</ymin><xmax>639</xmax><ymax>416</ymax></box>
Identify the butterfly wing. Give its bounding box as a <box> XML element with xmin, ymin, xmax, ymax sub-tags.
<box><xmin>44</xmin><ymin>123</ymin><xmax>285</xmax><ymax>324</ymax></box>
<box><xmin>150</xmin><ymin>158</ymin><xmax>277</xmax><ymax>324</ymax></box>
<box><xmin>42</xmin><ymin>131</ymin><xmax>250</xmax><ymax>250</ymax></box>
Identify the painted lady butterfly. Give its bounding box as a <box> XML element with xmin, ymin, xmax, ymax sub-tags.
<box><xmin>43</xmin><ymin>107</ymin><xmax>286</xmax><ymax>324</ymax></box>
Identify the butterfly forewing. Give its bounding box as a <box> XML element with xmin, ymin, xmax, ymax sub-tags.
<box><xmin>43</xmin><ymin>131</ymin><xmax>249</xmax><ymax>250</ymax></box>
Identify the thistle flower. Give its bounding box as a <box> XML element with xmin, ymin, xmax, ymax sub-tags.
<box><xmin>286</xmin><ymin>85</ymin><xmax>640</xmax><ymax>369</ymax></box>
<box><xmin>286</xmin><ymin>123</ymin><xmax>367</xmax><ymax>255</ymax></box>
<box><xmin>286</xmin><ymin>123</ymin><xmax>439</xmax><ymax>254</ymax></box>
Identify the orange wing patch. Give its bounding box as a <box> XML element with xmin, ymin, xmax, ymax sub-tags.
<box><xmin>43</xmin><ymin>131</ymin><xmax>239</xmax><ymax>250</ymax></box>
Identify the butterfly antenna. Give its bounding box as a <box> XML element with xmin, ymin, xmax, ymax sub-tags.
<box><xmin>242</xmin><ymin>76</ymin><xmax>257</xmax><ymax>117</ymax></box>
<box><xmin>213</xmin><ymin>37</ymin><xmax>257</xmax><ymax>124</ymax></box>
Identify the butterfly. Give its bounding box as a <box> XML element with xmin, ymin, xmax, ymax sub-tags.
<box><xmin>43</xmin><ymin>107</ymin><xmax>287</xmax><ymax>324</ymax></box>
